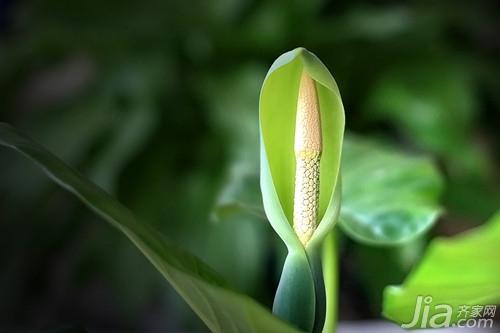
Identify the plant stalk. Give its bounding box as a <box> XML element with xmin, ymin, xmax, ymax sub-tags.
<box><xmin>321</xmin><ymin>230</ymin><xmax>338</xmax><ymax>333</ymax></box>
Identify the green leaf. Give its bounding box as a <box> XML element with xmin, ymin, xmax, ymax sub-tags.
<box><xmin>383</xmin><ymin>211</ymin><xmax>500</xmax><ymax>328</ymax></box>
<box><xmin>340</xmin><ymin>135</ymin><xmax>443</xmax><ymax>245</ymax></box>
<box><xmin>0</xmin><ymin>123</ymin><xmax>301</xmax><ymax>333</ymax></box>
<box><xmin>259</xmin><ymin>47</ymin><xmax>345</xmax><ymax>251</ymax></box>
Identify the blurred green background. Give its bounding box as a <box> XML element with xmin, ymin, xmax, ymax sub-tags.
<box><xmin>0</xmin><ymin>0</ymin><xmax>498</xmax><ymax>331</ymax></box>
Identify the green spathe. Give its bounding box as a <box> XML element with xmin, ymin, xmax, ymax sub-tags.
<box><xmin>259</xmin><ymin>48</ymin><xmax>345</xmax><ymax>331</ymax></box>
<box><xmin>259</xmin><ymin>47</ymin><xmax>345</xmax><ymax>251</ymax></box>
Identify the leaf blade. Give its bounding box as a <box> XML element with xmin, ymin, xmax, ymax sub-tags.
<box><xmin>0</xmin><ymin>122</ymin><xmax>301</xmax><ymax>333</ymax></box>
<box><xmin>340</xmin><ymin>135</ymin><xmax>443</xmax><ymax>245</ymax></box>
<box><xmin>382</xmin><ymin>211</ymin><xmax>500</xmax><ymax>327</ymax></box>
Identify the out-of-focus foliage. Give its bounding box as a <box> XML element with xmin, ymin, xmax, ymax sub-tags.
<box><xmin>365</xmin><ymin>61</ymin><xmax>499</xmax><ymax>221</ymax></box>
<box><xmin>0</xmin><ymin>0</ymin><xmax>498</xmax><ymax>331</ymax></box>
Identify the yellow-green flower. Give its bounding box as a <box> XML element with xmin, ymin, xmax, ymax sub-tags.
<box><xmin>260</xmin><ymin>47</ymin><xmax>344</xmax><ymax>251</ymax></box>
<box><xmin>259</xmin><ymin>47</ymin><xmax>345</xmax><ymax>331</ymax></box>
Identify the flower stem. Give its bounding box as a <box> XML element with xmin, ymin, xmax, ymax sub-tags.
<box><xmin>273</xmin><ymin>249</ymin><xmax>316</xmax><ymax>331</ymax></box>
<box><xmin>321</xmin><ymin>230</ymin><xmax>338</xmax><ymax>333</ymax></box>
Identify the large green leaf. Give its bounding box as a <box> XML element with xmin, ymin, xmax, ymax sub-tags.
<box><xmin>0</xmin><ymin>122</ymin><xmax>301</xmax><ymax>333</ymax></box>
<box><xmin>340</xmin><ymin>135</ymin><xmax>444</xmax><ymax>245</ymax></box>
<box><xmin>383</xmin><ymin>211</ymin><xmax>500</xmax><ymax>328</ymax></box>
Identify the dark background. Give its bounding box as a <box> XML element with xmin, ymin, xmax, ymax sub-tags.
<box><xmin>0</xmin><ymin>0</ymin><xmax>498</xmax><ymax>331</ymax></box>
